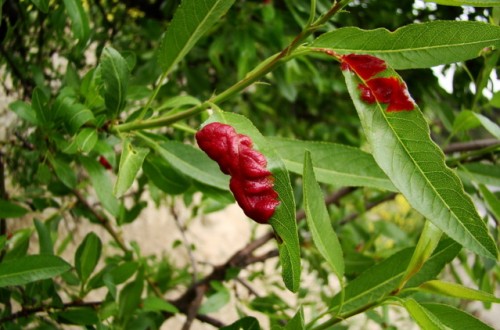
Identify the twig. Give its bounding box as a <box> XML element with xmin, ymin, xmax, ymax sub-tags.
<box><xmin>171</xmin><ymin>204</ymin><xmax>198</xmax><ymax>283</ymax></box>
<box><xmin>0</xmin><ymin>151</ymin><xmax>7</xmax><ymax>261</ymax></box>
<box><xmin>182</xmin><ymin>285</ymin><xmax>206</xmax><ymax>330</ymax></box>
<box><xmin>444</xmin><ymin>139</ymin><xmax>500</xmax><ymax>154</ymax></box>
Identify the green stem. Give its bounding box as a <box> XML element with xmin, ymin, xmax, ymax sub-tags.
<box><xmin>112</xmin><ymin>0</ymin><xmax>353</xmax><ymax>134</ymax></box>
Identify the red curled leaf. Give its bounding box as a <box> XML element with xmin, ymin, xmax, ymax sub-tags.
<box><xmin>341</xmin><ymin>54</ymin><xmax>387</xmax><ymax>80</ymax></box>
<box><xmin>98</xmin><ymin>156</ymin><xmax>112</xmax><ymax>170</ymax></box>
<box><xmin>195</xmin><ymin>122</ymin><xmax>280</xmax><ymax>223</ymax></box>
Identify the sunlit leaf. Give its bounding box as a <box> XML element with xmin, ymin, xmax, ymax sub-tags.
<box><xmin>114</xmin><ymin>139</ymin><xmax>149</xmax><ymax>198</ymax></box>
<box><xmin>0</xmin><ymin>255</ymin><xmax>71</xmax><ymax>287</ymax></box>
<box><xmin>342</xmin><ymin>61</ymin><xmax>498</xmax><ymax>259</ymax></box>
<box><xmin>158</xmin><ymin>0</ymin><xmax>236</xmax><ymax>75</ymax></box>
<box><xmin>312</xmin><ymin>21</ymin><xmax>500</xmax><ymax>69</ymax></box>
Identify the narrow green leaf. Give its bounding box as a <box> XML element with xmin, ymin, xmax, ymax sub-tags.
<box><xmin>479</xmin><ymin>185</ymin><xmax>500</xmax><ymax>220</ymax></box>
<box><xmin>425</xmin><ymin>0</ymin><xmax>500</xmax><ymax>6</ymax></box>
<box><xmin>0</xmin><ymin>199</ymin><xmax>29</xmax><ymax>218</ymax></box>
<box><xmin>158</xmin><ymin>0</ymin><xmax>236</xmax><ymax>74</ymax></box>
<box><xmin>418</xmin><ymin>280</ymin><xmax>500</xmax><ymax>303</ymax></box>
<box><xmin>284</xmin><ymin>308</ymin><xmax>305</xmax><ymax>330</ymax></box>
<box><xmin>31</xmin><ymin>87</ymin><xmax>50</xmax><ymax>126</ymax></box>
<box><xmin>422</xmin><ymin>303</ymin><xmax>494</xmax><ymax>330</ymax></box>
<box><xmin>312</xmin><ymin>21</ymin><xmax>500</xmax><ymax>69</ymax></box>
<box><xmin>75</xmin><ymin>232</ymin><xmax>102</xmax><ymax>283</ymax></box>
<box><xmin>330</xmin><ymin>239</ymin><xmax>460</xmax><ymax>315</ymax></box>
<box><xmin>100</xmin><ymin>47</ymin><xmax>130</xmax><ymax>116</ymax></box>
<box><xmin>34</xmin><ymin>219</ymin><xmax>54</xmax><ymax>255</ymax></box>
<box><xmin>0</xmin><ymin>255</ymin><xmax>71</xmax><ymax>287</ymax></box>
<box><xmin>198</xmin><ymin>282</ymin><xmax>231</xmax><ymax>315</ymax></box>
<box><xmin>9</xmin><ymin>100</ymin><xmax>38</xmax><ymax>124</ymax></box>
<box><xmin>53</xmin><ymin>307</ymin><xmax>99</xmax><ymax>325</ymax></box>
<box><xmin>303</xmin><ymin>151</ymin><xmax>344</xmax><ymax>279</ymax></box>
<box><xmin>142</xmin><ymin>154</ymin><xmax>191</xmax><ymax>195</ymax></box>
<box><xmin>403</xmin><ymin>298</ymin><xmax>448</xmax><ymax>330</ymax></box>
<box><xmin>80</xmin><ymin>156</ymin><xmax>120</xmax><ymax>217</ymax></box>
<box><xmin>156</xmin><ymin>141</ymin><xmax>229</xmax><ymax>191</ymax></box>
<box><xmin>400</xmin><ymin>220</ymin><xmax>442</xmax><ymax>287</ymax></box>
<box><xmin>269</xmin><ymin>137</ymin><xmax>396</xmax><ymax>191</ymax></box>
<box><xmin>220</xmin><ymin>317</ymin><xmax>260</xmax><ymax>330</ymax></box>
<box><xmin>118</xmin><ymin>274</ymin><xmax>144</xmax><ymax>322</ymax></box>
<box><xmin>50</xmin><ymin>156</ymin><xmax>77</xmax><ymax>189</ymax></box>
<box><xmin>62</xmin><ymin>0</ymin><xmax>90</xmax><ymax>48</ymax></box>
<box><xmin>342</xmin><ymin>64</ymin><xmax>498</xmax><ymax>260</ymax></box>
<box><xmin>142</xmin><ymin>296</ymin><xmax>179</xmax><ymax>314</ymax></box>
<box><xmin>473</xmin><ymin>113</ymin><xmax>500</xmax><ymax>139</ymax></box>
<box><xmin>31</xmin><ymin>0</ymin><xmax>50</xmax><ymax>13</ymax></box>
<box><xmin>459</xmin><ymin>163</ymin><xmax>500</xmax><ymax>187</ymax></box>
<box><xmin>207</xmin><ymin>111</ymin><xmax>301</xmax><ymax>293</ymax></box>
<box><xmin>75</xmin><ymin>128</ymin><xmax>98</xmax><ymax>153</ymax></box>
<box><xmin>114</xmin><ymin>139</ymin><xmax>149</xmax><ymax>198</ymax></box>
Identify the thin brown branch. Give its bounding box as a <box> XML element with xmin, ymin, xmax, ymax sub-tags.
<box><xmin>182</xmin><ymin>285</ymin><xmax>206</xmax><ymax>330</ymax></box>
<box><xmin>444</xmin><ymin>139</ymin><xmax>500</xmax><ymax>154</ymax></box>
<box><xmin>171</xmin><ymin>204</ymin><xmax>198</xmax><ymax>283</ymax></box>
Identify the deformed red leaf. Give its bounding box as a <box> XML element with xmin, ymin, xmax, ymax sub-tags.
<box><xmin>196</xmin><ymin>122</ymin><xmax>280</xmax><ymax>223</ymax></box>
<box><xmin>358</xmin><ymin>77</ymin><xmax>414</xmax><ymax>112</ymax></box>
<box><xmin>341</xmin><ymin>54</ymin><xmax>387</xmax><ymax>80</ymax></box>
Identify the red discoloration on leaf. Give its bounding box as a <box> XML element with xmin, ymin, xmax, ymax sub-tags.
<box><xmin>341</xmin><ymin>54</ymin><xmax>387</xmax><ymax>80</ymax></box>
<box><xmin>99</xmin><ymin>156</ymin><xmax>112</xmax><ymax>170</ymax></box>
<box><xmin>195</xmin><ymin>122</ymin><xmax>279</xmax><ymax>223</ymax></box>
<box><xmin>341</xmin><ymin>54</ymin><xmax>414</xmax><ymax>112</ymax></box>
<box><xmin>358</xmin><ymin>77</ymin><xmax>414</xmax><ymax>112</ymax></box>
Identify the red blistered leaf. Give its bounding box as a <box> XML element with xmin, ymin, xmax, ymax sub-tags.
<box><xmin>196</xmin><ymin>122</ymin><xmax>280</xmax><ymax>223</ymax></box>
<box><xmin>358</xmin><ymin>77</ymin><xmax>414</xmax><ymax>112</ymax></box>
<box><xmin>341</xmin><ymin>54</ymin><xmax>387</xmax><ymax>80</ymax></box>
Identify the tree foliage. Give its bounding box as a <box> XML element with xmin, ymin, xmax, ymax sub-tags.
<box><xmin>0</xmin><ymin>0</ymin><xmax>499</xmax><ymax>328</ymax></box>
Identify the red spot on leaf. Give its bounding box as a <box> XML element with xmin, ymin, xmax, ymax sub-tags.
<box><xmin>196</xmin><ymin>122</ymin><xmax>279</xmax><ymax>223</ymax></box>
<box><xmin>341</xmin><ymin>54</ymin><xmax>387</xmax><ymax>80</ymax></box>
<box><xmin>98</xmin><ymin>156</ymin><xmax>112</xmax><ymax>170</ymax></box>
<box><xmin>358</xmin><ymin>77</ymin><xmax>414</xmax><ymax>112</ymax></box>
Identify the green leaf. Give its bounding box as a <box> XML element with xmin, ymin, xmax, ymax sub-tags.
<box><xmin>31</xmin><ymin>87</ymin><xmax>50</xmax><ymax>126</ymax></box>
<box><xmin>80</xmin><ymin>156</ymin><xmax>120</xmax><ymax>217</ymax></box>
<box><xmin>53</xmin><ymin>307</ymin><xmax>99</xmax><ymax>325</ymax></box>
<box><xmin>311</xmin><ymin>21</ymin><xmax>500</xmax><ymax>69</ymax></box>
<box><xmin>158</xmin><ymin>0</ymin><xmax>236</xmax><ymax>75</ymax></box>
<box><xmin>418</xmin><ymin>280</ymin><xmax>500</xmax><ymax>303</ymax></box>
<box><xmin>473</xmin><ymin>113</ymin><xmax>500</xmax><ymax>139</ymax></box>
<box><xmin>142</xmin><ymin>296</ymin><xmax>179</xmax><ymax>313</ymax></box>
<box><xmin>0</xmin><ymin>255</ymin><xmax>71</xmax><ymax>287</ymax></box>
<box><xmin>75</xmin><ymin>128</ymin><xmax>98</xmax><ymax>153</ymax></box>
<box><xmin>198</xmin><ymin>282</ymin><xmax>231</xmax><ymax>315</ymax></box>
<box><xmin>402</xmin><ymin>298</ymin><xmax>448</xmax><ymax>330</ymax></box>
<box><xmin>459</xmin><ymin>163</ymin><xmax>500</xmax><ymax>187</ymax></box>
<box><xmin>207</xmin><ymin>111</ymin><xmax>301</xmax><ymax>293</ymax></box>
<box><xmin>330</xmin><ymin>239</ymin><xmax>460</xmax><ymax>316</ymax></box>
<box><xmin>75</xmin><ymin>232</ymin><xmax>102</xmax><ymax>283</ymax></box>
<box><xmin>62</xmin><ymin>0</ymin><xmax>90</xmax><ymax>48</ymax></box>
<box><xmin>422</xmin><ymin>303</ymin><xmax>494</xmax><ymax>330</ymax></box>
<box><xmin>114</xmin><ymin>139</ymin><xmax>149</xmax><ymax>198</ymax></box>
<box><xmin>342</xmin><ymin>64</ymin><xmax>498</xmax><ymax>260</ymax></box>
<box><xmin>479</xmin><ymin>185</ymin><xmax>500</xmax><ymax>220</ymax></box>
<box><xmin>303</xmin><ymin>151</ymin><xmax>344</xmax><ymax>279</ymax></box>
<box><xmin>31</xmin><ymin>0</ymin><xmax>50</xmax><ymax>13</ymax></box>
<box><xmin>9</xmin><ymin>100</ymin><xmax>38</xmax><ymax>124</ymax></box>
<box><xmin>34</xmin><ymin>219</ymin><xmax>54</xmax><ymax>255</ymax></box>
<box><xmin>284</xmin><ymin>308</ymin><xmax>305</xmax><ymax>330</ymax></box>
<box><xmin>452</xmin><ymin>110</ymin><xmax>481</xmax><ymax>135</ymax></box>
<box><xmin>142</xmin><ymin>154</ymin><xmax>191</xmax><ymax>195</ymax></box>
<box><xmin>220</xmin><ymin>317</ymin><xmax>260</xmax><ymax>330</ymax></box>
<box><xmin>425</xmin><ymin>0</ymin><xmax>500</xmax><ymax>6</ymax></box>
<box><xmin>400</xmin><ymin>220</ymin><xmax>442</xmax><ymax>287</ymax></box>
<box><xmin>50</xmin><ymin>156</ymin><xmax>77</xmax><ymax>189</ymax></box>
<box><xmin>100</xmin><ymin>47</ymin><xmax>130</xmax><ymax>116</ymax></box>
<box><xmin>0</xmin><ymin>199</ymin><xmax>29</xmax><ymax>218</ymax></box>
<box><xmin>269</xmin><ymin>137</ymin><xmax>396</xmax><ymax>191</ymax></box>
<box><xmin>118</xmin><ymin>274</ymin><xmax>144</xmax><ymax>323</ymax></box>
<box><xmin>156</xmin><ymin>141</ymin><xmax>229</xmax><ymax>191</ymax></box>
